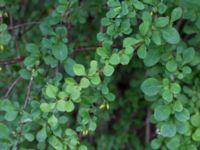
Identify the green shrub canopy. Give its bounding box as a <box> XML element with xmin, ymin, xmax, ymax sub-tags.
<box><xmin>1</xmin><ymin>0</ymin><xmax>200</xmax><ymax>149</ymax></box>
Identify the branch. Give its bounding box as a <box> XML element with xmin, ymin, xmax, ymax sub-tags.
<box><xmin>5</xmin><ymin>77</ymin><xmax>22</xmax><ymax>97</ymax></box>
<box><xmin>22</xmin><ymin>77</ymin><xmax>33</xmax><ymax>109</ymax></box>
<box><xmin>145</xmin><ymin>109</ymin><xmax>151</xmax><ymax>143</ymax></box>
<box><xmin>0</xmin><ymin>57</ymin><xmax>24</xmax><ymax>65</ymax></box>
<box><xmin>8</xmin><ymin>21</ymin><xmax>40</xmax><ymax>30</ymax></box>
<box><xmin>74</xmin><ymin>44</ymin><xmax>101</xmax><ymax>52</ymax></box>
<box><xmin>70</xmin><ymin>43</ymin><xmax>122</xmax><ymax>57</ymax></box>
<box><xmin>0</xmin><ymin>44</ymin><xmax>123</xmax><ymax>65</ymax></box>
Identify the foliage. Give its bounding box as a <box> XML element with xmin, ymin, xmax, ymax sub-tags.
<box><xmin>1</xmin><ymin>0</ymin><xmax>200</xmax><ymax>149</ymax></box>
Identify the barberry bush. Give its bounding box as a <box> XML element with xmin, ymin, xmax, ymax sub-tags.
<box><xmin>1</xmin><ymin>0</ymin><xmax>200</xmax><ymax>149</ymax></box>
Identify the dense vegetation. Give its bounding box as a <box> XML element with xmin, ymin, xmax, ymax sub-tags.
<box><xmin>1</xmin><ymin>0</ymin><xmax>200</xmax><ymax>149</ymax></box>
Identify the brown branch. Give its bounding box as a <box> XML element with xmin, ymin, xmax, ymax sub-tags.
<box><xmin>74</xmin><ymin>44</ymin><xmax>101</xmax><ymax>52</ymax></box>
<box><xmin>145</xmin><ymin>109</ymin><xmax>151</xmax><ymax>143</ymax></box>
<box><xmin>0</xmin><ymin>44</ymin><xmax>123</xmax><ymax>65</ymax></box>
<box><xmin>70</xmin><ymin>43</ymin><xmax>122</xmax><ymax>57</ymax></box>
<box><xmin>22</xmin><ymin>77</ymin><xmax>33</xmax><ymax>109</ymax></box>
<box><xmin>5</xmin><ymin>77</ymin><xmax>22</xmax><ymax>97</ymax></box>
<box><xmin>8</xmin><ymin>21</ymin><xmax>40</xmax><ymax>30</ymax></box>
<box><xmin>0</xmin><ymin>57</ymin><xmax>24</xmax><ymax>65</ymax></box>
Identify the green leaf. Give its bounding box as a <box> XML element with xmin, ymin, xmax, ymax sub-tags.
<box><xmin>103</xmin><ymin>64</ymin><xmax>114</xmax><ymax>77</ymax></box>
<box><xmin>70</xmin><ymin>87</ymin><xmax>81</xmax><ymax>101</ymax></box>
<box><xmin>182</xmin><ymin>66</ymin><xmax>192</xmax><ymax>74</ymax></box>
<box><xmin>90</xmin><ymin>75</ymin><xmax>101</xmax><ymax>85</ymax></box>
<box><xmin>137</xmin><ymin>44</ymin><xmax>147</xmax><ymax>59</ymax></box>
<box><xmin>80</xmin><ymin>77</ymin><xmax>90</xmax><ymax>88</ymax></box>
<box><xmin>160</xmin><ymin>123</ymin><xmax>176</xmax><ymax>137</ymax></box>
<box><xmin>171</xmin><ymin>7</ymin><xmax>182</xmax><ymax>22</ymax></box>
<box><xmin>89</xmin><ymin>121</ymin><xmax>97</xmax><ymax>131</ymax></box>
<box><xmin>24</xmin><ymin>55</ymin><xmax>38</xmax><ymax>67</ymax></box>
<box><xmin>142</xmin><ymin>11</ymin><xmax>152</xmax><ymax>22</ymax></box>
<box><xmin>65</xmin><ymin>78</ymin><xmax>76</xmax><ymax>86</ymax></box>
<box><xmin>36</xmin><ymin>127</ymin><xmax>47</xmax><ymax>142</ymax></box>
<box><xmin>0</xmin><ymin>32</ymin><xmax>11</xmax><ymax>45</ymax></box>
<box><xmin>79</xmin><ymin>145</ymin><xmax>88</xmax><ymax>150</ymax></box>
<box><xmin>123</xmin><ymin>37</ymin><xmax>140</xmax><ymax>48</ymax></box>
<box><xmin>48</xmin><ymin>136</ymin><xmax>63</xmax><ymax>150</ymax></box>
<box><xmin>143</xmin><ymin>48</ymin><xmax>160</xmax><ymax>67</ymax></box>
<box><xmin>101</xmin><ymin>17</ymin><xmax>111</xmax><ymax>26</ymax></box>
<box><xmin>0</xmin><ymin>23</ymin><xmax>7</xmax><ymax>32</ymax></box>
<box><xmin>175</xmin><ymin>121</ymin><xmax>190</xmax><ymax>135</ymax></box>
<box><xmin>96</xmin><ymin>47</ymin><xmax>109</xmax><ymax>58</ymax></box>
<box><xmin>106</xmin><ymin>9</ymin><xmax>119</xmax><ymax>18</ymax></box>
<box><xmin>175</xmin><ymin>109</ymin><xmax>190</xmax><ymax>122</ymax></box>
<box><xmin>65</xmin><ymin>128</ymin><xmax>77</xmax><ymax>137</ymax></box>
<box><xmin>73</xmin><ymin>64</ymin><xmax>86</xmax><ymax>76</ymax></box>
<box><xmin>45</xmin><ymin>84</ymin><xmax>58</xmax><ymax>98</ymax></box>
<box><xmin>89</xmin><ymin>60</ymin><xmax>98</xmax><ymax>75</ymax></box>
<box><xmin>4</xmin><ymin>110</ymin><xmax>18</xmax><ymax>121</ymax></box>
<box><xmin>109</xmin><ymin>53</ymin><xmax>120</xmax><ymax>65</ymax></box>
<box><xmin>151</xmin><ymin>139</ymin><xmax>161</xmax><ymax>149</ymax></box>
<box><xmin>26</xmin><ymin>43</ymin><xmax>39</xmax><ymax>54</ymax></box>
<box><xmin>40</xmin><ymin>103</ymin><xmax>53</xmax><ymax>112</ymax></box>
<box><xmin>161</xmin><ymin>27</ymin><xmax>180</xmax><ymax>44</ymax></box>
<box><xmin>173</xmin><ymin>101</ymin><xmax>183</xmax><ymax>112</ymax></box>
<box><xmin>154</xmin><ymin>105</ymin><xmax>171</xmax><ymax>121</ymax></box>
<box><xmin>48</xmin><ymin>114</ymin><xmax>58</xmax><ymax>127</ymax></box>
<box><xmin>184</xmin><ymin>145</ymin><xmax>198</xmax><ymax>150</ymax></box>
<box><xmin>58</xmin><ymin>91</ymin><xmax>68</xmax><ymax>99</ymax></box>
<box><xmin>120</xmin><ymin>54</ymin><xmax>130</xmax><ymax>65</ymax></box>
<box><xmin>192</xmin><ymin>128</ymin><xmax>200</xmax><ymax>141</ymax></box>
<box><xmin>166</xmin><ymin>60</ymin><xmax>177</xmax><ymax>72</ymax></box>
<box><xmin>166</xmin><ymin>136</ymin><xmax>180</xmax><ymax>150</ymax></box>
<box><xmin>141</xmin><ymin>78</ymin><xmax>162</xmax><ymax>96</ymax></box>
<box><xmin>139</xmin><ymin>21</ymin><xmax>150</xmax><ymax>35</ymax></box>
<box><xmin>133</xmin><ymin>0</ymin><xmax>145</xmax><ymax>10</ymax></box>
<box><xmin>162</xmin><ymin>89</ymin><xmax>173</xmax><ymax>102</ymax></box>
<box><xmin>56</xmin><ymin>100</ymin><xmax>74</xmax><ymax>112</ymax></box>
<box><xmin>182</xmin><ymin>47</ymin><xmax>195</xmax><ymax>64</ymax></box>
<box><xmin>52</xmin><ymin>42</ymin><xmax>68</xmax><ymax>61</ymax></box>
<box><xmin>152</xmin><ymin>31</ymin><xmax>162</xmax><ymax>45</ymax></box>
<box><xmin>64</xmin><ymin>58</ymin><xmax>76</xmax><ymax>76</ymax></box>
<box><xmin>158</xmin><ymin>3</ymin><xmax>167</xmax><ymax>14</ymax></box>
<box><xmin>0</xmin><ymin>123</ymin><xmax>9</xmax><ymax>139</ymax></box>
<box><xmin>66</xmin><ymin>100</ymin><xmax>74</xmax><ymax>112</ymax></box>
<box><xmin>191</xmin><ymin>114</ymin><xmax>200</xmax><ymax>127</ymax></box>
<box><xmin>24</xmin><ymin>133</ymin><xmax>34</xmax><ymax>142</ymax></box>
<box><xmin>55</xmin><ymin>26</ymin><xmax>67</xmax><ymax>37</ymax></box>
<box><xmin>19</xmin><ymin>69</ymin><xmax>31</xmax><ymax>80</ymax></box>
<box><xmin>124</xmin><ymin>46</ymin><xmax>134</xmax><ymax>55</ymax></box>
<box><xmin>40</xmin><ymin>23</ymin><xmax>55</xmax><ymax>35</ymax></box>
<box><xmin>44</xmin><ymin>56</ymin><xmax>58</xmax><ymax>68</ymax></box>
<box><xmin>105</xmin><ymin>92</ymin><xmax>115</xmax><ymax>102</ymax></box>
<box><xmin>56</xmin><ymin>100</ymin><xmax>67</xmax><ymax>112</ymax></box>
<box><xmin>155</xmin><ymin>17</ymin><xmax>169</xmax><ymax>28</ymax></box>
<box><xmin>56</xmin><ymin>5</ymin><xmax>67</xmax><ymax>13</ymax></box>
<box><xmin>170</xmin><ymin>83</ymin><xmax>181</xmax><ymax>94</ymax></box>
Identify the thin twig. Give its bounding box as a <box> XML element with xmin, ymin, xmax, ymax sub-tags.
<box><xmin>5</xmin><ymin>77</ymin><xmax>22</xmax><ymax>97</ymax></box>
<box><xmin>70</xmin><ymin>43</ymin><xmax>122</xmax><ymax>57</ymax></box>
<box><xmin>145</xmin><ymin>109</ymin><xmax>151</xmax><ymax>143</ymax></box>
<box><xmin>23</xmin><ymin>77</ymin><xmax>33</xmax><ymax>109</ymax></box>
<box><xmin>0</xmin><ymin>44</ymin><xmax>122</xmax><ymax>66</ymax></box>
<box><xmin>8</xmin><ymin>21</ymin><xmax>40</xmax><ymax>30</ymax></box>
<box><xmin>74</xmin><ymin>44</ymin><xmax>101</xmax><ymax>52</ymax></box>
<box><xmin>0</xmin><ymin>57</ymin><xmax>24</xmax><ymax>65</ymax></box>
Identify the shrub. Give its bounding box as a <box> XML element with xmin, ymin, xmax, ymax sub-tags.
<box><xmin>1</xmin><ymin>0</ymin><xmax>200</xmax><ymax>149</ymax></box>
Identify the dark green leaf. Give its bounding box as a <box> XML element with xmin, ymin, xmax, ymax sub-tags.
<box><xmin>141</xmin><ymin>78</ymin><xmax>162</xmax><ymax>96</ymax></box>
<box><xmin>161</xmin><ymin>27</ymin><xmax>180</xmax><ymax>44</ymax></box>
<box><xmin>160</xmin><ymin>123</ymin><xmax>176</xmax><ymax>137</ymax></box>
